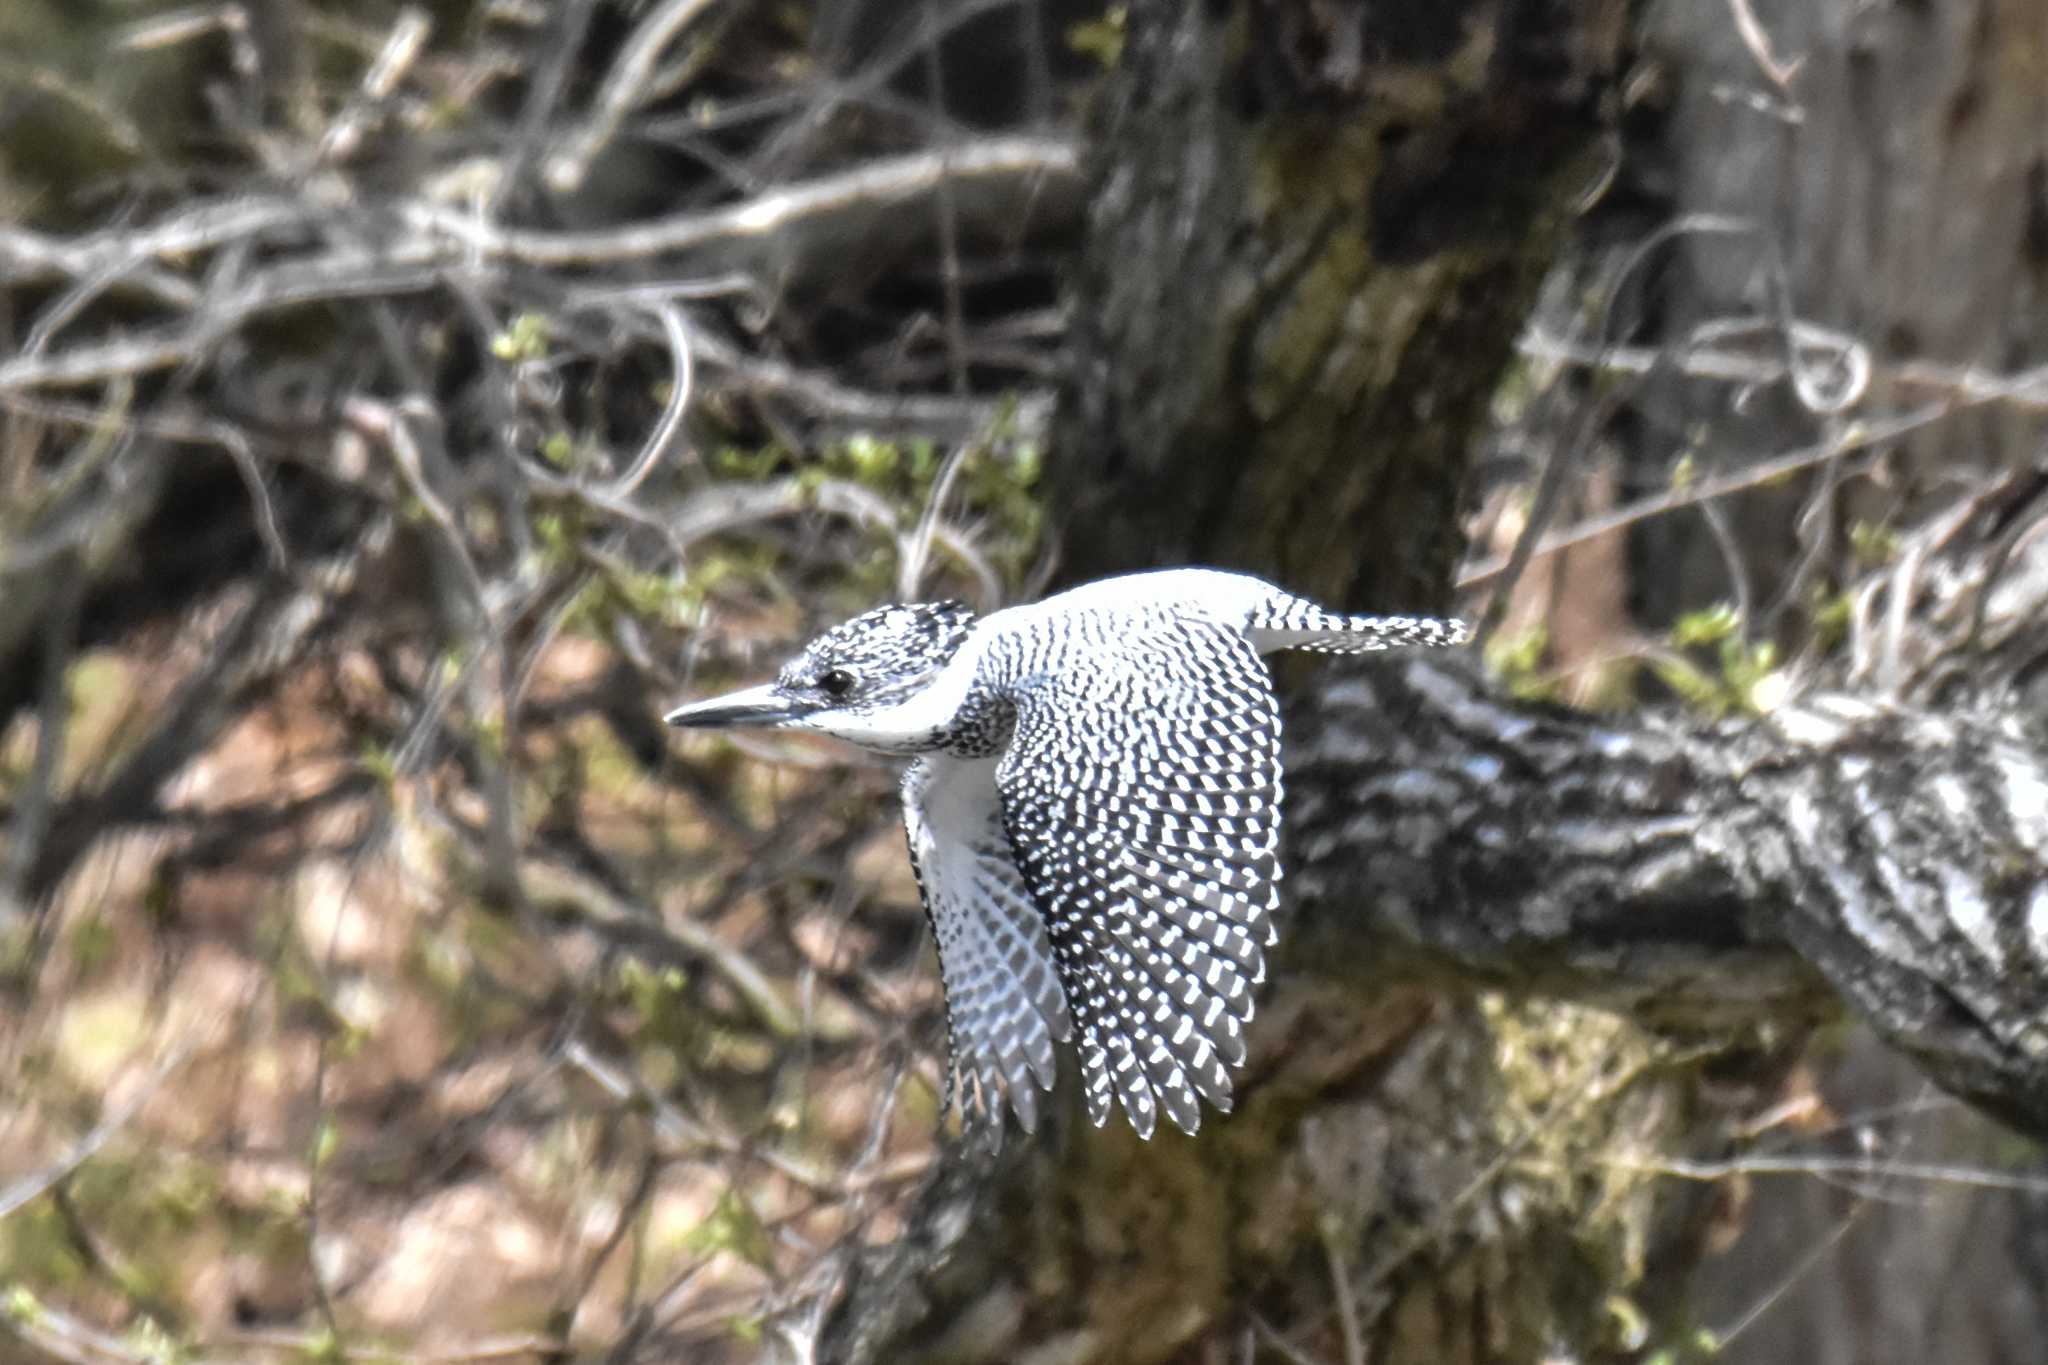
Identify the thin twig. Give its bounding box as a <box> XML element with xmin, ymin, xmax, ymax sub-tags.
<box><xmin>0</xmin><ymin>258</ymin><xmax>480</xmax><ymax>392</ymax></box>
<box><xmin>750</xmin><ymin>0</ymin><xmax>1027</xmax><ymax>174</ymax></box>
<box><xmin>897</xmin><ymin>442</ymin><xmax>974</xmax><ymax>601</ymax></box>
<box><xmin>340</xmin><ymin>395</ymin><xmax>492</xmax><ymax>614</ymax></box>
<box><xmin>1479</xmin><ymin>221</ymin><xmax>1744</xmax><ymax>641</ymax></box>
<box><xmin>1460</xmin><ymin>402</ymin><xmax>1949</xmax><ymax>590</ymax></box>
<box><xmin>0</xmin><ymin>553</ymin><xmax>84</xmax><ymax>920</ymax></box>
<box><xmin>560</xmin><ymin>1040</ymin><xmax>929</xmax><ymax>1196</ymax></box>
<box><xmin>920</xmin><ymin>0</ymin><xmax>972</xmax><ymax>398</ymax></box>
<box><xmin>0</xmin><ymin>196</ymin><xmax>309</xmax><ymax>286</ymax></box>
<box><xmin>403</xmin><ymin>135</ymin><xmax>1079</xmax><ymax>267</ymax></box>
<box><xmin>1726</xmin><ymin>0</ymin><xmax>1805</xmax><ymax>92</ymax></box>
<box><xmin>592</xmin><ymin>301</ymin><xmax>696</xmax><ymax>499</ymax></box>
<box><xmin>545</xmin><ymin>0</ymin><xmax>724</xmax><ymax>193</ymax></box>
<box><xmin>312</xmin><ymin>6</ymin><xmax>433</xmax><ymax>167</ymax></box>
<box><xmin>0</xmin><ymin>56</ymin><xmax>147</xmax><ymax>155</ymax></box>
<box><xmin>527</xmin><ymin>858</ymin><xmax>801</xmax><ymax>1039</ymax></box>
<box><xmin>0</xmin><ymin>1047</ymin><xmax>194</xmax><ymax>1219</ymax></box>
<box><xmin>495</xmin><ymin>0</ymin><xmax>602</xmax><ymax>206</ymax></box>
<box><xmin>1609</xmin><ymin>1152</ymin><xmax>2048</xmax><ymax>1196</ymax></box>
<box><xmin>1318</xmin><ymin>1218</ymin><xmax>1365</xmax><ymax>1365</ymax></box>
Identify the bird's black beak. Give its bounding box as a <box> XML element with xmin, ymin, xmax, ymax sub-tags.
<box><xmin>663</xmin><ymin>682</ymin><xmax>807</xmax><ymax>730</ymax></box>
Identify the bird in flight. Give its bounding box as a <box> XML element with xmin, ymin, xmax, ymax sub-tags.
<box><xmin>666</xmin><ymin>568</ymin><xmax>1468</xmax><ymax>1141</ymax></box>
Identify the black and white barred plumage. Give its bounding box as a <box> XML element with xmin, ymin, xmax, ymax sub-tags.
<box><xmin>665</xmin><ymin>568</ymin><xmax>1469</xmax><ymax>1140</ymax></box>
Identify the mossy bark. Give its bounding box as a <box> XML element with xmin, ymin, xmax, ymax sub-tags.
<box><xmin>1049</xmin><ymin>0</ymin><xmax>1631</xmax><ymax>612</ymax></box>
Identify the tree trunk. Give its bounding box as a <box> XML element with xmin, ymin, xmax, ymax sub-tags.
<box><xmin>1048</xmin><ymin>0</ymin><xmax>1632</xmax><ymax>611</ymax></box>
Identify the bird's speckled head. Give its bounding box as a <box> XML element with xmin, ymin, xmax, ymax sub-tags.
<box><xmin>775</xmin><ymin>600</ymin><xmax>977</xmax><ymax>712</ymax></box>
<box><xmin>664</xmin><ymin>600</ymin><xmax>979</xmax><ymax>745</ymax></box>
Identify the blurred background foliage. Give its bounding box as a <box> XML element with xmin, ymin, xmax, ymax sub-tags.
<box><xmin>0</xmin><ymin>2</ymin><xmax>1081</xmax><ymax>1358</ymax></box>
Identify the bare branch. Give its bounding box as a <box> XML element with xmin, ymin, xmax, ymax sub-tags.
<box><xmin>0</xmin><ymin>1048</ymin><xmax>193</xmax><ymax>1219</ymax></box>
<box><xmin>1725</xmin><ymin>0</ymin><xmax>1805</xmax><ymax>93</ymax></box>
<box><xmin>1462</xmin><ymin>402</ymin><xmax>1942</xmax><ymax>591</ymax></box>
<box><xmin>590</xmin><ymin>301</ymin><xmax>696</xmax><ymax>500</ymax></box>
<box><xmin>311</xmin><ymin>5</ymin><xmax>433</xmax><ymax>168</ymax></box>
<box><xmin>544</xmin><ymin>0</ymin><xmax>724</xmax><ymax>193</ymax></box>
<box><xmin>399</xmin><ymin>135</ymin><xmax>1080</xmax><ymax>268</ymax></box>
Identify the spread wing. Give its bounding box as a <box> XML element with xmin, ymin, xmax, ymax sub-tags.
<box><xmin>902</xmin><ymin>755</ymin><xmax>1073</xmax><ymax>1140</ymax></box>
<box><xmin>995</xmin><ymin>616</ymin><xmax>1281</xmax><ymax>1138</ymax></box>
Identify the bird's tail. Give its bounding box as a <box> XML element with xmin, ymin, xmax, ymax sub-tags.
<box><xmin>1247</xmin><ymin>593</ymin><xmax>1472</xmax><ymax>655</ymax></box>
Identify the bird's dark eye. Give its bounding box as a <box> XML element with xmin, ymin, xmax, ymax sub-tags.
<box><xmin>817</xmin><ymin>668</ymin><xmax>856</xmax><ymax>698</ymax></box>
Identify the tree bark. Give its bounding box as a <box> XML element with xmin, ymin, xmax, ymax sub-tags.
<box><xmin>1289</xmin><ymin>661</ymin><xmax>2048</xmax><ymax>1138</ymax></box>
<box><xmin>1049</xmin><ymin>0</ymin><xmax>1632</xmax><ymax>610</ymax></box>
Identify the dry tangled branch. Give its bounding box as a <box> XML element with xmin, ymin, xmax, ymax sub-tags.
<box><xmin>1</xmin><ymin>4</ymin><xmax>1080</xmax><ymax>1360</ymax></box>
